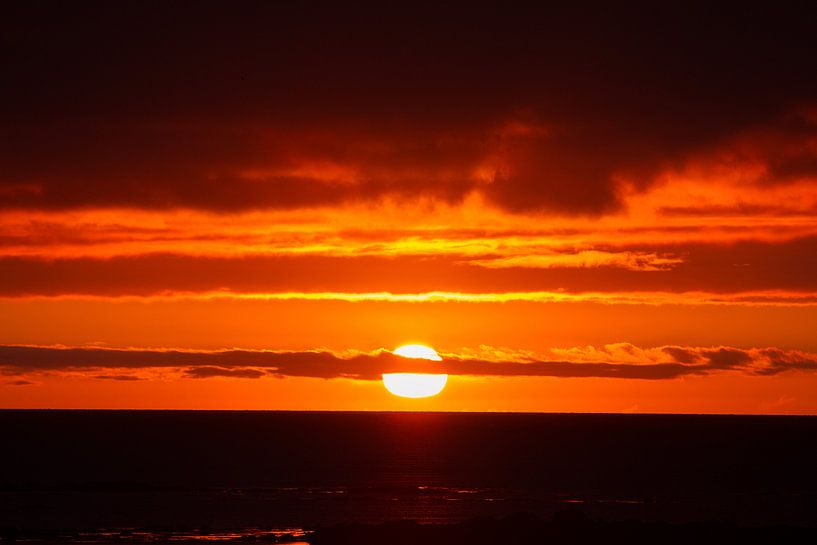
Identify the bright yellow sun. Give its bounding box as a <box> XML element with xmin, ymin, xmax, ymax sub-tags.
<box><xmin>392</xmin><ymin>344</ymin><xmax>442</xmax><ymax>361</ymax></box>
<box><xmin>382</xmin><ymin>344</ymin><xmax>447</xmax><ymax>399</ymax></box>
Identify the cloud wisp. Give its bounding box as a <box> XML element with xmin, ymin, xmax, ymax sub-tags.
<box><xmin>3</xmin><ymin>234</ymin><xmax>817</xmax><ymax>300</ymax></box>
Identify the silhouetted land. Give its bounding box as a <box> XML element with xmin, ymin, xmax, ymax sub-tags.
<box><xmin>1</xmin><ymin>410</ymin><xmax>816</xmax><ymax>542</ymax></box>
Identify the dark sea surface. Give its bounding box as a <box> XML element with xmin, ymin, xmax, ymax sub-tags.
<box><xmin>1</xmin><ymin>410</ymin><xmax>816</xmax><ymax>542</ymax></box>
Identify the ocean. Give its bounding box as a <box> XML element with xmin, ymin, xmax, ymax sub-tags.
<box><xmin>1</xmin><ymin>410</ymin><xmax>816</xmax><ymax>542</ymax></box>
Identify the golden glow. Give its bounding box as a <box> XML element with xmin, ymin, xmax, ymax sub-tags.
<box><xmin>383</xmin><ymin>344</ymin><xmax>447</xmax><ymax>398</ymax></box>
<box><xmin>5</xmin><ymin>188</ymin><xmax>817</xmax><ymax>261</ymax></box>
<box><xmin>13</xmin><ymin>290</ymin><xmax>816</xmax><ymax>307</ymax></box>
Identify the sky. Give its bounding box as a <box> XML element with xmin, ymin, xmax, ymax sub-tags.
<box><xmin>2</xmin><ymin>2</ymin><xmax>817</xmax><ymax>413</ymax></box>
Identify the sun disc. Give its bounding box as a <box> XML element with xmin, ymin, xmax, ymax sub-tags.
<box><xmin>383</xmin><ymin>344</ymin><xmax>447</xmax><ymax>398</ymax></box>
<box><xmin>382</xmin><ymin>373</ymin><xmax>448</xmax><ymax>398</ymax></box>
<box><xmin>392</xmin><ymin>344</ymin><xmax>442</xmax><ymax>361</ymax></box>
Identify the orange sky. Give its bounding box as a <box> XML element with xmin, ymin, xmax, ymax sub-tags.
<box><xmin>2</xmin><ymin>4</ymin><xmax>817</xmax><ymax>413</ymax></box>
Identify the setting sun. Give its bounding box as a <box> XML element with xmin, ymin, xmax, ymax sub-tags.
<box><xmin>383</xmin><ymin>344</ymin><xmax>447</xmax><ymax>398</ymax></box>
<box><xmin>392</xmin><ymin>344</ymin><xmax>443</xmax><ymax>361</ymax></box>
<box><xmin>4</xmin><ymin>5</ymin><xmax>817</xmax><ymax>543</ymax></box>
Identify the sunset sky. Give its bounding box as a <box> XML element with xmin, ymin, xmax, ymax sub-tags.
<box><xmin>2</xmin><ymin>3</ymin><xmax>817</xmax><ymax>413</ymax></box>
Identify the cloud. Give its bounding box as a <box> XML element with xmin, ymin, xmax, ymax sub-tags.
<box><xmin>1</xmin><ymin>344</ymin><xmax>814</xmax><ymax>382</ymax></box>
<box><xmin>2</xmin><ymin>5</ymin><xmax>816</xmax><ymax>215</ymax></box>
<box><xmin>183</xmin><ymin>367</ymin><xmax>266</xmax><ymax>379</ymax></box>
<box><xmin>3</xmin><ymin>235</ymin><xmax>817</xmax><ymax>298</ymax></box>
<box><xmin>91</xmin><ymin>374</ymin><xmax>142</xmax><ymax>381</ymax></box>
<box><xmin>468</xmin><ymin>251</ymin><xmax>683</xmax><ymax>271</ymax></box>
<box><xmin>700</xmin><ymin>348</ymin><xmax>753</xmax><ymax>369</ymax></box>
<box><xmin>753</xmin><ymin>348</ymin><xmax>817</xmax><ymax>376</ymax></box>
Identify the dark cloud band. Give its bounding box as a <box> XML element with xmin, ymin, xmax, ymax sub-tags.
<box><xmin>1</xmin><ymin>345</ymin><xmax>814</xmax><ymax>382</ymax></box>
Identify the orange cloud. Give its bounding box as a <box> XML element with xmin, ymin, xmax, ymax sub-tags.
<box><xmin>3</xmin><ymin>234</ymin><xmax>817</xmax><ymax>298</ymax></box>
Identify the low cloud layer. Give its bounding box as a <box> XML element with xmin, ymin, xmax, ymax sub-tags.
<box><xmin>2</xmin><ymin>344</ymin><xmax>815</xmax><ymax>383</ymax></box>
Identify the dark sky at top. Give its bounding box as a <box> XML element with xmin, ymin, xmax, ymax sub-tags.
<box><xmin>3</xmin><ymin>2</ymin><xmax>817</xmax><ymax>214</ymax></box>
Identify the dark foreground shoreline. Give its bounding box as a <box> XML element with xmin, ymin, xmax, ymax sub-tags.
<box><xmin>4</xmin><ymin>512</ymin><xmax>817</xmax><ymax>544</ymax></box>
